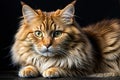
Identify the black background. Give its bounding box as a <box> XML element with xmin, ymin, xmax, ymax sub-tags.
<box><xmin>0</xmin><ymin>0</ymin><xmax>120</xmax><ymax>71</ymax></box>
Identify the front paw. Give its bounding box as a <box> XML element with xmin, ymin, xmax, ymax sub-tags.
<box><xmin>19</xmin><ymin>65</ymin><xmax>39</xmax><ymax>77</ymax></box>
<box><xmin>42</xmin><ymin>68</ymin><xmax>60</xmax><ymax>78</ymax></box>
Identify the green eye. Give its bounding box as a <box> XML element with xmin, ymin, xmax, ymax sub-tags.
<box><xmin>53</xmin><ymin>31</ymin><xmax>62</xmax><ymax>37</ymax></box>
<box><xmin>34</xmin><ymin>30</ymin><xmax>43</xmax><ymax>37</ymax></box>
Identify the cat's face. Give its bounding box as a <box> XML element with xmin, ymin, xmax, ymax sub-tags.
<box><xmin>19</xmin><ymin>1</ymin><xmax>80</xmax><ymax>57</ymax></box>
<box><xmin>31</xmin><ymin>16</ymin><xmax>71</xmax><ymax>57</ymax></box>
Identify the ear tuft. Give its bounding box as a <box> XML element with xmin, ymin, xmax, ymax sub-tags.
<box><xmin>21</xmin><ymin>1</ymin><xmax>26</xmax><ymax>6</ymax></box>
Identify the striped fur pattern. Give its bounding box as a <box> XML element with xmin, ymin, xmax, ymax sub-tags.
<box><xmin>11</xmin><ymin>1</ymin><xmax>120</xmax><ymax>78</ymax></box>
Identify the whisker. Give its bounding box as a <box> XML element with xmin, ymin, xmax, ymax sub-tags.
<box><xmin>74</xmin><ymin>15</ymin><xmax>81</xmax><ymax>19</ymax></box>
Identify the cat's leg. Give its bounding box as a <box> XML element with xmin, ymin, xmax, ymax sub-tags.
<box><xmin>18</xmin><ymin>65</ymin><xmax>39</xmax><ymax>77</ymax></box>
<box><xmin>89</xmin><ymin>72</ymin><xmax>120</xmax><ymax>77</ymax></box>
<box><xmin>42</xmin><ymin>67</ymin><xmax>68</xmax><ymax>78</ymax></box>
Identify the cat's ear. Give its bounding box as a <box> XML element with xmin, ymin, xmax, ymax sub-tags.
<box><xmin>60</xmin><ymin>1</ymin><xmax>76</xmax><ymax>25</ymax></box>
<box><xmin>21</xmin><ymin>2</ymin><xmax>38</xmax><ymax>22</ymax></box>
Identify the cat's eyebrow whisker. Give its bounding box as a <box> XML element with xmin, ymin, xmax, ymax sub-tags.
<box><xmin>74</xmin><ymin>15</ymin><xmax>81</xmax><ymax>19</ymax></box>
<box><xmin>19</xmin><ymin>16</ymin><xmax>24</xmax><ymax>19</ymax></box>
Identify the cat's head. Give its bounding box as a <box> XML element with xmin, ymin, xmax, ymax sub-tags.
<box><xmin>16</xmin><ymin>1</ymin><xmax>82</xmax><ymax>57</ymax></box>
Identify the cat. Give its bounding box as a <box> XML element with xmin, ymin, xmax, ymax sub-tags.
<box><xmin>11</xmin><ymin>0</ymin><xmax>120</xmax><ymax>78</ymax></box>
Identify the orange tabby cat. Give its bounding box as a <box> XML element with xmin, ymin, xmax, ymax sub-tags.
<box><xmin>11</xmin><ymin>1</ymin><xmax>120</xmax><ymax>78</ymax></box>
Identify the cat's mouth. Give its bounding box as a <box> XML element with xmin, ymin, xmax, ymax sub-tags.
<box><xmin>36</xmin><ymin>49</ymin><xmax>55</xmax><ymax>57</ymax></box>
<box><xmin>41</xmin><ymin>51</ymin><xmax>54</xmax><ymax>57</ymax></box>
<box><xmin>33</xmin><ymin>45</ymin><xmax>56</xmax><ymax>57</ymax></box>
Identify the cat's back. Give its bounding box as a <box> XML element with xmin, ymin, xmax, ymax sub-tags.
<box><xmin>82</xmin><ymin>19</ymin><xmax>120</xmax><ymax>60</ymax></box>
<box><xmin>82</xmin><ymin>19</ymin><xmax>120</xmax><ymax>36</ymax></box>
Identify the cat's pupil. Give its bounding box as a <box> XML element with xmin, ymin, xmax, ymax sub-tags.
<box><xmin>35</xmin><ymin>30</ymin><xmax>43</xmax><ymax>37</ymax></box>
<box><xmin>53</xmin><ymin>31</ymin><xmax>62</xmax><ymax>37</ymax></box>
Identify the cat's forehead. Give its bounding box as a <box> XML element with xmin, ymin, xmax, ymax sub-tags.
<box><xmin>42</xmin><ymin>11</ymin><xmax>54</xmax><ymax>17</ymax></box>
<box><xmin>36</xmin><ymin>10</ymin><xmax>56</xmax><ymax>23</ymax></box>
<box><xmin>32</xmin><ymin>10</ymin><xmax>61</xmax><ymax>31</ymax></box>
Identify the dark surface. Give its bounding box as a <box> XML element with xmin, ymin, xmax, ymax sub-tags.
<box><xmin>0</xmin><ymin>71</ymin><xmax>120</xmax><ymax>80</ymax></box>
<box><xmin>1</xmin><ymin>0</ymin><xmax>120</xmax><ymax>79</ymax></box>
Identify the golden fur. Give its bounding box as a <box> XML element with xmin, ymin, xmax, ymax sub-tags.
<box><xmin>11</xmin><ymin>1</ymin><xmax>120</xmax><ymax>78</ymax></box>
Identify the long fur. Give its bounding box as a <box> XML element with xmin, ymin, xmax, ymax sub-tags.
<box><xmin>11</xmin><ymin>1</ymin><xmax>120</xmax><ymax>78</ymax></box>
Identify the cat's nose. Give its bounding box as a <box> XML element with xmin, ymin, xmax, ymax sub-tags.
<box><xmin>43</xmin><ymin>37</ymin><xmax>52</xmax><ymax>48</ymax></box>
<box><xmin>45</xmin><ymin>44</ymin><xmax>51</xmax><ymax>48</ymax></box>
<box><xmin>44</xmin><ymin>40</ymin><xmax>52</xmax><ymax>48</ymax></box>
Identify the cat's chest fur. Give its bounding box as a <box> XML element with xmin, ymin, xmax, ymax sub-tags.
<box><xmin>25</xmin><ymin>43</ymin><xmax>92</xmax><ymax>73</ymax></box>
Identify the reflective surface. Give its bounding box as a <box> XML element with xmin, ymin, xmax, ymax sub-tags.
<box><xmin>0</xmin><ymin>71</ymin><xmax>120</xmax><ymax>80</ymax></box>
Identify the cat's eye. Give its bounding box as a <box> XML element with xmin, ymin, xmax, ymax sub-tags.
<box><xmin>53</xmin><ymin>31</ymin><xmax>62</xmax><ymax>38</ymax></box>
<box><xmin>34</xmin><ymin>30</ymin><xmax>43</xmax><ymax>38</ymax></box>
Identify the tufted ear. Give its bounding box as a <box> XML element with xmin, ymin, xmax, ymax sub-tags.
<box><xmin>60</xmin><ymin>1</ymin><xmax>76</xmax><ymax>25</ymax></box>
<box><xmin>22</xmin><ymin>2</ymin><xmax>38</xmax><ymax>22</ymax></box>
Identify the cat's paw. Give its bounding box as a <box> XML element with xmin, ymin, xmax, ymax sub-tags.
<box><xmin>42</xmin><ymin>68</ymin><xmax>60</xmax><ymax>78</ymax></box>
<box><xmin>18</xmin><ymin>65</ymin><xmax>39</xmax><ymax>77</ymax></box>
